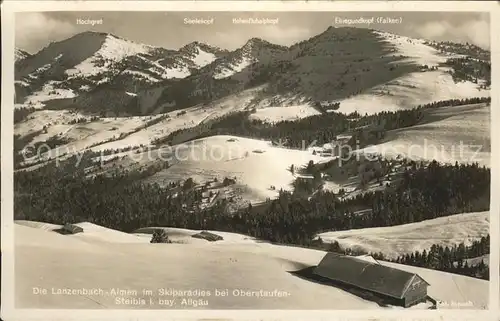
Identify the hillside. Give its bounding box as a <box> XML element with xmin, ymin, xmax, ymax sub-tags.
<box><xmin>360</xmin><ymin>104</ymin><xmax>491</xmax><ymax>167</ymax></box>
<box><xmin>14</xmin><ymin>26</ymin><xmax>489</xmax><ymax>118</ymax></box>
<box><xmin>316</xmin><ymin>211</ymin><xmax>489</xmax><ymax>259</ymax></box>
<box><xmin>140</xmin><ymin>135</ymin><xmax>330</xmax><ymax>205</ymax></box>
<box><xmin>14</xmin><ymin>221</ymin><xmax>488</xmax><ymax>309</ymax></box>
<box><xmin>14</xmin><ymin>86</ymin><xmax>265</xmax><ymax>169</ymax></box>
<box><xmin>358</xmin><ymin>102</ymin><xmax>490</xmax><ymax>167</ymax></box>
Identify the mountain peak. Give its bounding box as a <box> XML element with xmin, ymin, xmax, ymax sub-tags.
<box><xmin>66</xmin><ymin>31</ymin><xmax>135</xmax><ymax>45</ymax></box>
<box><xmin>243</xmin><ymin>37</ymin><xmax>289</xmax><ymax>51</ymax></box>
<box><xmin>70</xmin><ymin>30</ymin><xmax>110</xmax><ymax>39</ymax></box>
<box><xmin>180</xmin><ymin>41</ymin><xmax>227</xmax><ymax>57</ymax></box>
<box><xmin>182</xmin><ymin>41</ymin><xmax>200</xmax><ymax>48</ymax></box>
<box><xmin>180</xmin><ymin>41</ymin><xmax>205</xmax><ymax>52</ymax></box>
<box><xmin>15</xmin><ymin>48</ymin><xmax>31</xmax><ymax>62</ymax></box>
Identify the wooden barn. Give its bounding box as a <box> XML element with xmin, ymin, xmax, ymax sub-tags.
<box><xmin>313</xmin><ymin>253</ymin><xmax>430</xmax><ymax>308</ymax></box>
<box><xmin>192</xmin><ymin>231</ymin><xmax>223</xmax><ymax>242</ymax></box>
<box><xmin>55</xmin><ymin>223</ymin><xmax>84</xmax><ymax>235</ymax></box>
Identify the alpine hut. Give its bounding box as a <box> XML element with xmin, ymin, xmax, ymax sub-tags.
<box><xmin>313</xmin><ymin>253</ymin><xmax>430</xmax><ymax>307</ymax></box>
<box><xmin>192</xmin><ymin>231</ymin><xmax>223</xmax><ymax>242</ymax></box>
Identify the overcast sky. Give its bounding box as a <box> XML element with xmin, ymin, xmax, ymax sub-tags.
<box><xmin>16</xmin><ymin>11</ymin><xmax>490</xmax><ymax>54</ymax></box>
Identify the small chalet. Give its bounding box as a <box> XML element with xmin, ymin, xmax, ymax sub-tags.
<box><xmin>313</xmin><ymin>253</ymin><xmax>430</xmax><ymax>307</ymax></box>
<box><xmin>57</xmin><ymin>223</ymin><xmax>84</xmax><ymax>235</ymax></box>
<box><xmin>192</xmin><ymin>231</ymin><xmax>223</xmax><ymax>242</ymax></box>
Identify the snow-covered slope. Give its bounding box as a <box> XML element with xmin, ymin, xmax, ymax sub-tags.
<box><xmin>374</xmin><ymin>31</ymin><xmax>462</xmax><ymax>66</ymax></box>
<box><xmin>337</xmin><ymin>71</ymin><xmax>489</xmax><ymax>116</ymax></box>
<box><xmin>14</xmin><ymin>110</ymin><xmax>160</xmax><ymax>167</ymax></box>
<box><xmin>14</xmin><ymin>86</ymin><xmax>270</xmax><ymax>169</ymax></box>
<box><xmin>249</xmin><ymin>104</ymin><xmax>321</xmax><ymax>123</ymax></box>
<box><xmin>316</xmin><ymin>211</ymin><xmax>489</xmax><ymax>259</ymax></box>
<box><xmin>179</xmin><ymin>41</ymin><xmax>227</xmax><ymax>68</ymax></box>
<box><xmin>333</xmin><ymin>32</ymin><xmax>489</xmax><ymax>116</ymax></box>
<box><xmin>14</xmin><ymin>221</ymin><xmax>488</xmax><ymax>309</ymax></box>
<box><xmin>133</xmin><ymin>226</ymin><xmax>259</xmax><ymax>245</ymax></box>
<box><xmin>358</xmin><ymin>103</ymin><xmax>490</xmax><ymax>167</ymax></box>
<box><xmin>136</xmin><ymin>135</ymin><xmax>331</xmax><ymax>204</ymax></box>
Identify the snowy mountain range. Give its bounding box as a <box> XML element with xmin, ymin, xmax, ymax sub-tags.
<box><xmin>15</xmin><ymin>26</ymin><xmax>489</xmax><ymax>116</ymax></box>
<box><xmin>14</xmin><ymin>26</ymin><xmax>490</xmax><ymax>167</ymax></box>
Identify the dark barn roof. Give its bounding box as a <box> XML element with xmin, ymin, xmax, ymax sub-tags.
<box><xmin>313</xmin><ymin>253</ymin><xmax>429</xmax><ymax>299</ymax></box>
<box><xmin>60</xmin><ymin>223</ymin><xmax>84</xmax><ymax>235</ymax></box>
<box><xmin>192</xmin><ymin>231</ymin><xmax>223</xmax><ymax>242</ymax></box>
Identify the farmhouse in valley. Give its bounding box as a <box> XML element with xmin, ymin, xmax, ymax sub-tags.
<box><xmin>313</xmin><ymin>253</ymin><xmax>430</xmax><ymax>307</ymax></box>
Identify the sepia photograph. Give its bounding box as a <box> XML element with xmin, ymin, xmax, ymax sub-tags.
<box><xmin>1</xmin><ymin>1</ymin><xmax>496</xmax><ymax>318</ymax></box>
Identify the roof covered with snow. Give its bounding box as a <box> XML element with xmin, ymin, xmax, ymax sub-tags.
<box><xmin>313</xmin><ymin>253</ymin><xmax>429</xmax><ymax>299</ymax></box>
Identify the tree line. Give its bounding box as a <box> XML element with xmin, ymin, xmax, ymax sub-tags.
<box><xmin>443</xmin><ymin>57</ymin><xmax>491</xmax><ymax>86</ymax></box>
<box><xmin>388</xmin><ymin>236</ymin><xmax>489</xmax><ymax>280</ymax></box>
<box><xmin>424</xmin><ymin>41</ymin><xmax>490</xmax><ymax>61</ymax></box>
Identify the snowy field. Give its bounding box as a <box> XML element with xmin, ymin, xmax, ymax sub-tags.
<box><xmin>358</xmin><ymin>103</ymin><xmax>490</xmax><ymax>167</ymax></box>
<box><xmin>20</xmin><ymin>81</ymin><xmax>76</xmax><ymax>109</ymax></box>
<box><xmin>139</xmin><ymin>135</ymin><xmax>331</xmax><ymax>203</ymax></box>
<box><xmin>374</xmin><ymin>31</ymin><xmax>464</xmax><ymax>66</ymax></box>
<box><xmin>335</xmin><ymin>31</ymin><xmax>489</xmax><ymax>116</ymax></box>
<box><xmin>92</xmin><ymin>103</ymin><xmax>490</xmax><ymax>204</ymax></box>
<box><xmin>14</xmin><ymin>220</ymin><xmax>488</xmax><ymax>309</ymax></box>
<box><xmin>316</xmin><ymin>211</ymin><xmax>489</xmax><ymax>259</ymax></box>
<box><xmin>249</xmin><ymin>105</ymin><xmax>321</xmax><ymax>123</ymax></box>
<box><xmin>65</xmin><ymin>34</ymin><xmax>152</xmax><ymax>78</ymax></box>
<box><xmin>337</xmin><ymin>71</ymin><xmax>489</xmax><ymax>116</ymax></box>
<box><xmin>15</xmin><ymin>110</ymin><xmax>152</xmax><ymax>145</ymax></box>
<box><xmin>190</xmin><ymin>46</ymin><xmax>217</xmax><ymax>68</ymax></box>
<box><xmin>15</xmin><ymin>111</ymin><xmax>160</xmax><ymax>166</ymax></box>
<box><xmin>15</xmin><ymin>110</ymin><xmax>87</xmax><ymax>137</ymax></box>
<box><xmin>14</xmin><ymin>87</ymin><xmax>264</xmax><ymax>167</ymax></box>
<box><xmin>90</xmin><ymin>87</ymin><xmax>263</xmax><ymax>153</ymax></box>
